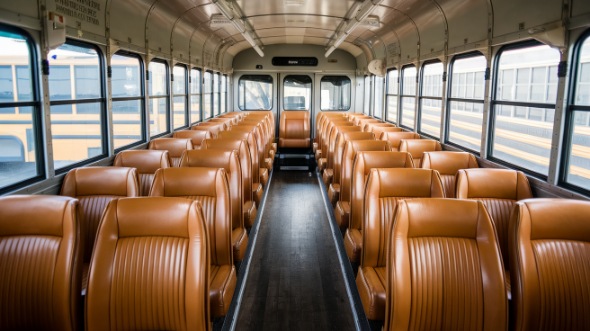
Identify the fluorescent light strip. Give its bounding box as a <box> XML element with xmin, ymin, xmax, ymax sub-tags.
<box><xmin>212</xmin><ymin>0</ymin><xmax>264</xmax><ymax>57</ymax></box>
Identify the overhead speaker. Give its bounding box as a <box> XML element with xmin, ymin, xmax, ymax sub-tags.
<box><xmin>367</xmin><ymin>59</ymin><xmax>385</xmax><ymax>77</ymax></box>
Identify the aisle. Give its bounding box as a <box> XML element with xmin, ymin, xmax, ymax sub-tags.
<box><xmin>234</xmin><ymin>170</ymin><xmax>356</xmax><ymax>330</ymax></box>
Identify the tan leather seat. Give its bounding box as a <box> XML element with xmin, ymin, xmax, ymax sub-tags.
<box><xmin>358</xmin><ymin>118</ymin><xmax>382</xmax><ymax>132</ymax></box>
<box><xmin>421</xmin><ymin>151</ymin><xmax>479</xmax><ymax>198</ymax></box>
<box><xmin>357</xmin><ymin>168</ymin><xmax>444</xmax><ymax>321</ymax></box>
<box><xmin>509</xmin><ymin>198</ymin><xmax>590</xmax><ymax>331</ymax></box>
<box><xmin>399</xmin><ymin>138</ymin><xmax>442</xmax><ymax>167</ymax></box>
<box><xmin>173</xmin><ymin>129</ymin><xmax>212</xmax><ymax>148</ymax></box>
<box><xmin>148</xmin><ymin>137</ymin><xmax>193</xmax><ymax>167</ymax></box>
<box><xmin>371</xmin><ymin>126</ymin><xmax>403</xmax><ymax>138</ymax></box>
<box><xmin>317</xmin><ymin>120</ymin><xmax>353</xmax><ymax>171</ymax></box>
<box><xmin>86</xmin><ymin>197</ymin><xmax>210</xmax><ymax>331</ymax></box>
<box><xmin>279</xmin><ymin>110</ymin><xmax>311</xmax><ymax>148</ymax></box>
<box><xmin>0</xmin><ymin>195</ymin><xmax>83</xmax><ymax>331</ymax></box>
<box><xmin>208</xmin><ymin>117</ymin><xmax>234</xmax><ymax>130</ymax></box>
<box><xmin>150</xmin><ymin>167</ymin><xmax>236</xmax><ymax>318</ymax></box>
<box><xmin>61</xmin><ymin>166</ymin><xmax>139</xmax><ymax>290</ymax></box>
<box><xmin>201</xmin><ymin>137</ymin><xmax>258</xmax><ymax>228</ymax></box>
<box><xmin>199</xmin><ymin>121</ymin><xmax>228</xmax><ymax>132</ymax></box>
<box><xmin>218</xmin><ymin>131</ymin><xmax>264</xmax><ymax>204</ymax></box>
<box><xmin>456</xmin><ymin>168</ymin><xmax>533</xmax><ymax>295</ymax></box>
<box><xmin>364</xmin><ymin>122</ymin><xmax>397</xmax><ymax>134</ymax></box>
<box><xmin>379</xmin><ymin>131</ymin><xmax>420</xmax><ymax>151</ymax></box>
<box><xmin>180</xmin><ymin>149</ymin><xmax>249</xmax><ymax>262</ymax></box>
<box><xmin>350</xmin><ymin>114</ymin><xmax>372</xmax><ymax>126</ymax></box>
<box><xmin>233</xmin><ymin>124</ymin><xmax>271</xmax><ymax>181</ymax></box>
<box><xmin>334</xmin><ymin>140</ymin><xmax>390</xmax><ymax>231</ymax></box>
<box><xmin>191</xmin><ymin>123</ymin><xmax>222</xmax><ymax>138</ymax></box>
<box><xmin>322</xmin><ymin>124</ymin><xmax>360</xmax><ymax>186</ymax></box>
<box><xmin>241</xmin><ymin>118</ymin><xmax>275</xmax><ymax>166</ymax></box>
<box><xmin>313</xmin><ymin>112</ymin><xmax>347</xmax><ymax>153</ymax></box>
<box><xmin>344</xmin><ymin>152</ymin><xmax>414</xmax><ymax>265</ymax></box>
<box><xmin>113</xmin><ymin>150</ymin><xmax>170</xmax><ymax>196</ymax></box>
<box><xmin>384</xmin><ymin>198</ymin><xmax>507</xmax><ymax>330</ymax></box>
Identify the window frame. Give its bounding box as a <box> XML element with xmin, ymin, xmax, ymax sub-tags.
<box><xmin>400</xmin><ymin>64</ymin><xmax>417</xmax><ymax>130</ymax></box>
<box><xmin>148</xmin><ymin>58</ymin><xmax>170</xmax><ymax>138</ymax></box>
<box><xmin>373</xmin><ymin>75</ymin><xmax>385</xmax><ymax>119</ymax></box>
<box><xmin>385</xmin><ymin>68</ymin><xmax>399</xmax><ymax>124</ymax></box>
<box><xmin>172</xmin><ymin>63</ymin><xmax>189</xmax><ymax>129</ymax></box>
<box><xmin>319</xmin><ymin>75</ymin><xmax>352</xmax><ymax>111</ymax></box>
<box><xmin>190</xmin><ymin>67</ymin><xmax>202</xmax><ymax>124</ymax></box>
<box><xmin>418</xmin><ymin>60</ymin><xmax>444</xmax><ymax>140</ymax></box>
<box><xmin>204</xmin><ymin>70</ymin><xmax>213</xmax><ymax>119</ymax></box>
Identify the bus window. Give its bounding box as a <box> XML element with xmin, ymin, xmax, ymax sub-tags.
<box><xmin>283</xmin><ymin>75</ymin><xmax>311</xmax><ymax>110</ymax></box>
<box><xmin>0</xmin><ymin>26</ymin><xmax>42</xmax><ymax>192</ymax></box>
<box><xmin>363</xmin><ymin>75</ymin><xmax>371</xmax><ymax>115</ymax></box>
<box><xmin>447</xmin><ymin>54</ymin><xmax>486</xmax><ymax>152</ymax></box>
<box><xmin>400</xmin><ymin>65</ymin><xmax>417</xmax><ymax>129</ymax></box>
<box><xmin>148</xmin><ymin>60</ymin><xmax>169</xmax><ymax>137</ymax></box>
<box><xmin>238</xmin><ymin>75</ymin><xmax>273</xmax><ymax>110</ymax></box>
<box><xmin>221</xmin><ymin>75</ymin><xmax>227</xmax><ymax>114</ymax></box>
<box><xmin>320</xmin><ymin>76</ymin><xmax>351</xmax><ymax>111</ymax></box>
<box><xmin>111</xmin><ymin>52</ymin><xmax>144</xmax><ymax>150</ymax></box>
<box><xmin>204</xmin><ymin>71</ymin><xmax>213</xmax><ymax>118</ymax></box>
<box><xmin>48</xmin><ymin>41</ymin><xmax>106</xmax><ymax>170</ymax></box>
<box><xmin>491</xmin><ymin>43</ymin><xmax>559</xmax><ymax>176</ymax></box>
<box><xmin>190</xmin><ymin>68</ymin><xmax>201</xmax><ymax>124</ymax></box>
<box><xmin>565</xmin><ymin>34</ymin><xmax>590</xmax><ymax>191</ymax></box>
<box><xmin>173</xmin><ymin>65</ymin><xmax>188</xmax><ymax>129</ymax></box>
<box><xmin>419</xmin><ymin>61</ymin><xmax>444</xmax><ymax>139</ymax></box>
<box><xmin>213</xmin><ymin>72</ymin><xmax>220</xmax><ymax>116</ymax></box>
<box><xmin>386</xmin><ymin>69</ymin><xmax>399</xmax><ymax>124</ymax></box>
<box><xmin>373</xmin><ymin>75</ymin><xmax>384</xmax><ymax>119</ymax></box>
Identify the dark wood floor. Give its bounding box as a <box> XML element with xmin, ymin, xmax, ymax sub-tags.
<box><xmin>234</xmin><ymin>170</ymin><xmax>356</xmax><ymax>330</ymax></box>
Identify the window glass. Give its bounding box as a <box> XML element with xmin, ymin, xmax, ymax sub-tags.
<box><xmin>364</xmin><ymin>76</ymin><xmax>371</xmax><ymax>115</ymax></box>
<box><xmin>221</xmin><ymin>75</ymin><xmax>227</xmax><ymax>114</ymax></box>
<box><xmin>203</xmin><ymin>71</ymin><xmax>212</xmax><ymax>118</ymax></box>
<box><xmin>320</xmin><ymin>76</ymin><xmax>351</xmax><ymax>111</ymax></box>
<box><xmin>400</xmin><ymin>66</ymin><xmax>417</xmax><ymax>128</ymax></box>
<box><xmin>386</xmin><ymin>69</ymin><xmax>398</xmax><ymax>123</ymax></box>
<box><xmin>283</xmin><ymin>75</ymin><xmax>311</xmax><ymax>110</ymax></box>
<box><xmin>238</xmin><ymin>75</ymin><xmax>273</xmax><ymax>110</ymax></box>
<box><xmin>374</xmin><ymin>76</ymin><xmax>384</xmax><ymax>119</ymax></box>
<box><xmin>420</xmin><ymin>62</ymin><xmax>444</xmax><ymax>138</ymax></box>
<box><xmin>173</xmin><ymin>65</ymin><xmax>187</xmax><ymax>129</ymax></box>
<box><xmin>190</xmin><ymin>68</ymin><xmax>201</xmax><ymax>123</ymax></box>
<box><xmin>48</xmin><ymin>42</ymin><xmax>104</xmax><ymax>169</ymax></box>
<box><xmin>213</xmin><ymin>72</ymin><xmax>220</xmax><ymax>115</ymax></box>
<box><xmin>0</xmin><ymin>28</ymin><xmax>42</xmax><ymax>190</ymax></box>
<box><xmin>148</xmin><ymin>61</ymin><xmax>169</xmax><ymax>136</ymax></box>
<box><xmin>111</xmin><ymin>53</ymin><xmax>143</xmax><ymax>149</ymax></box>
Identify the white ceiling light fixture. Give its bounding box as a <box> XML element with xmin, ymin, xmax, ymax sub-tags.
<box><xmin>212</xmin><ymin>0</ymin><xmax>264</xmax><ymax>57</ymax></box>
<box><xmin>324</xmin><ymin>0</ymin><xmax>384</xmax><ymax>57</ymax></box>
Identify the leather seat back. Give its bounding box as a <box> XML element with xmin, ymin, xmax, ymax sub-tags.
<box><xmin>208</xmin><ymin>117</ymin><xmax>234</xmax><ymax>130</ymax></box>
<box><xmin>364</xmin><ymin>122</ymin><xmax>397</xmax><ymax>133</ymax></box>
<box><xmin>456</xmin><ymin>168</ymin><xmax>532</xmax><ymax>267</ymax></box>
<box><xmin>150</xmin><ymin>167</ymin><xmax>233</xmax><ymax>266</ymax></box>
<box><xmin>358</xmin><ymin>118</ymin><xmax>382</xmax><ymax>131</ymax></box>
<box><xmin>148</xmin><ymin>138</ymin><xmax>193</xmax><ymax>167</ymax></box>
<box><xmin>198</xmin><ymin>121</ymin><xmax>228</xmax><ymax>132</ymax></box>
<box><xmin>331</xmin><ymin>126</ymin><xmax>362</xmax><ymax>184</ymax></box>
<box><xmin>113</xmin><ymin>150</ymin><xmax>170</xmax><ymax>196</ymax></box>
<box><xmin>379</xmin><ymin>131</ymin><xmax>420</xmax><ymax>151</ymax></box>
<box><xmin>322</xmin><ymin>120</ymin><xmax>352</xmax><ymax>154</ymax></box>
<box><xmin>219</xmin><ymin>130</ymin><xmax>260</xmax><ymax>186</ymax></box>
<box><xmin>0</xmin><ymin>195</ymin><xmax>82</xmax><ymax>331</ymax></box>
<box><xmin>399</xmin><ymin>139</ymin><xmax>442</xmax><ymax>167</ymax></box>
<box><xmin>421</xmin><ymin>151</ymin><xmax>479</xmax><ymax>198</ymax></box>
<box><xmin>509</xmin><ymin>198</ymin><xmax>590</xmax><ymax>331</ymax></box>
<box><xmin>86</xmin><ymin>197</ymin><xmax>210</xmax><ymax>331</ymax></box>
<box><xmin>351</xmin><ymin>114</ymin><xmax>372</xmax><ymax>126</ymax></box>
<box><xmin>173</xmin><ymin>129</ymin><xmax>212</xmax><ymax>148</ymax></box>
<box><xmin>363</xmin><ymin>168</ymin><xmax>444</xmax><ymax>268</ymax></box>
<box><xmin>61</xmin><ymin>166</ymin><xmax>139</xmax><ymax>262</ymax></box>
<box><xmin>371</xmin><ymin>126</ymin><xmax>403</xmax><ymax>138</ymax></box>
<box><xmin>279</xmin><ymin>110</ymin><xmax>311</xmax><ymax>148</ymax></box>
<box><xmin>385</xmin><ymin>198</ymin><xmax>507</xmax><ymax>330</ymax></box>
<box><xmin>232</xmin><ymin>124</ymin><xmax>266</xmax><ymax>168</ymax></box>
<box><xmin>191</xmin><ymin>123</ymin><xmax>222</xmax><ymax>138</ymax></box>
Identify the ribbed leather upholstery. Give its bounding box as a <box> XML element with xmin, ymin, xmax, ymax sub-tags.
<box><xmin>232</xmin><ymin>124</ymin><xmax>271</xmax><ymax>181</ymax></box>
<box><xmin>344</xmin><ymin>152</ymin><xmax>415</xmax><ymax>264</ymax></box>
<box><xmin>240</xmin><ymin>119</ymin><xmax>274</xmax><ymax>169</ymax></box>
<box><xmin>149</xmin><ymin>167</ymin><xmax>236</xmax><ymax>318</ymax></box>
<box><xmin>173</xmin><ymin>129</ymin><xmax>212</xmax><ymax>148</ymax></box>
<box><xmin>148</xmin><ymin>138</ymin><xmax>193</xmax><ymax>167</ymax></box>
<box><xmin>509</xmin><ymin>198</ymin><xmax>590</xmax><ymax>331</ymax></box>
<box><xmin>191</xmin><ymin>123</ymin><xmax>221</xmax><ymax>139</ymax></box>
<box><xmin>313</xmin><ymin>112</ymin><xmax>347</xmax><ymax>153</ymax></box>
<box><xmin>322</xmin><ymin>124</ymin><xmax>360</xmax><ymax>186</ymax></box>
<box><xmin>371</xmin><ymin>126</ymin><xmax>403</xmax><ymax>139</ymax></box>
<box><xmin>279</xmin><ymin>110</ymin><xmax>311</xmax><ymax>148</ymax></box>
<box><xmin>317</xmin><ymin>119</ymin><xmax>351</xmax><ymax>166</ymax></box>
<box><xmin>421</xmin><ymin>151</ymin><xmax>479</xmax><ymax>198</ymax></box>
<box><xmin>334</xmin><ymin>140</ymin><xmax>390</xmax><ymax>231</ymax></box>
<box><xmin>61</xmin><ymin>166</ymin><xmax>139</xmax><ymax>264</ymax></box>
<box><xmin>358</xmin><ymin>118</ymin><xmax>382</xmax><ymax>132</ymax></box>
<box><xmin>198</xmin><ymin>121</ymin><xmax>228</xmax><ymax>133</ymax></box>
<box><xmin>113</xmin><ymin>150</ymin><xmax>171</xmax><ymax>196</ymax></box>
<box><xmin>357</xmin><ymin>169</ymin><xmax>444</xmax><ymax>321</ymax></box>
<box><xmin>0</xmin><ymin>195</ymin><xmax>82</xmax><ymax>331</ymax></box>
<box><xmin>365</xmin><ymin>123</ymin><xmax>397</xmax><ymax>133</ymax></box>
<box><xmin>202</xmin><ymin>137</ymin><xmax>258</xmax><ymax>228</ymax></box>
<box><xmin>384</xmin><ymin>199</ymin><xmax>507</xmax><ymax>331</ymax></box>
<box><xmin>379</xmin><ymin>131</ymin><xmax>420</xmax><ymax>151</ymax></box>
<box><xmin>350</xmin><ymin>114</ymin><xmax>372</xmax><ymax>126</ymax></box>
<box><xmin>180</xmin><ymin>149</ymin><xmax>248</xmax><ymax>262</ymax></box>
<box><xmin>86</xmin><ymin>197</ymin><xmax>210</xmax><ymax>331</ymax></box>
<box><xmin>456</xmin><ymin>168</ymin><xmax>532</xmax><ymax>278</ymax></box>
<box><xmin>399</xmin><ymin>139</ymin><xmax>442</xmax><ymax>167</ymax></box>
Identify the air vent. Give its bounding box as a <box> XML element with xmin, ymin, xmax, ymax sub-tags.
<box><xmin>361</xmin><ymin>15</ymin><xmax>380</xmax><ymax>28</ymax></box>
<box><xmin>210</xmin><ymin>14</ymin><xmax>231</xmax><ymax>27</ymax></box>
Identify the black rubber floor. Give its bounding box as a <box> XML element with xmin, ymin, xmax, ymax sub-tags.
<box><xmin>234</xmin><ymin>170</ymin><xmax>356</xmax><ymax>330</ymax></box>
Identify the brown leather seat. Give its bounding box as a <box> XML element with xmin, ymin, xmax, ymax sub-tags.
<box><xmin>322</xmin><ymin>124</ymin><xmax>361</xmax><ymax>186</ymax></box>
<box><xmin>371</xmin><ymin>126</ymin><xmax>403</xmax><ymax>138</ymax></box>
<box><xmin>313</xmin><ymin>112</ymin><xmax>347</xmax><ymax>153</ymax></box>
<box><xmin>148</xmin><ymin>137</ymin><xmax>193</xmax><ymax>167</ymax></box>
<box><xmin>334</xmin><ymin>140</ymin><xmax>390</xmax><ymax>232</ymax></box>
<box><xmin>384</xmin><ymin>198</ymin><xmax>507</xmax><ymax>330</ymax></box>
<box><xmin>241</xmin><ymin>118</ymin><xmax>275</xmax><ymax>167</ymax></box>
<box><xmin>317</xmin><ymin>120</ymin><xmax>353</xmax><ymax>171</ymax></box>
<box><xmin>220</xmin><ymin>129</ymin><xmax>267</xmax><ymax>195</ymax></box>
<box><xmin>350</xmin><ymin>114</ymin><xmax>372</xmax><ymax>126</ymax></box>
<box><xmin>208</xmin><ymin>117</ymin><xmax>234</xmax><ymax>130</ymax></box>
<box><xmin>199</xmin><ymin>121</ymin><xmax>228</xmax><ymax>132</ymax></box>
<box><xmin>421</xmin><ymin>151</ymin><xmax>479</xmax><ymax>198</ymax></box>
<box><xmin>233</xmin><ymin>124</ymin><xmax>271</xmax><ymax>182</ymax></box>
<box><xmin>344</xmin><ymin>152</ymin><xmax>414</xmax><ymax>264</ymax></box>
<box><xmin>0</xmin><ymin>195</ymin><xmax>83</xmax><ymax>331</ymax></box>
<box><xmin>61</xmin><ymin>166</ymin><xmax>139</xmax><ymax>290</ymax></box>
<box><xmin>357</xmin><ymin>168</ymin><xmax>444</xmax><ymax>321</ymax></box>
<box><xmin>328</xmin><ymin>131</ymin><xmax>375</xmax><ymax>206</ymax></box>
<box><xmin>201</xmin><ymin>137</ymin><xmax>258</xmax><ymax>228</ymax></box>
<box><xmin>173</xmin><ymin>129</ymin><xmax>212</xmax><ymax>148</ymax></box>
<box><xmin>399</xmin><ymin>139</ymin><xmax>442</xmax><ymax>167</ymax></box>
<box><xmin>191</xmin><ymin>123</ymin><xmax>223</xmax><ymax>138</ymax></box>
<box><xmin>113</xmin><ymin>150</ymin><xmax>171</xmax><ymax>196</ymax></box>
<box><xmin>379</xmin><ymin>131</ymin><xmax>420</xmax><ymax>151</ymax></box>
<box><xmin>456</xmin><ymin>168</ymin><xmax>533</xmax><ymax>295</ymax></box>
<box><xmin>150</xmin><ymin>167</ymin><xmax>236</xmax><ymax>318</ymax></box>
<box><xmin>279</xmin><ymin>110</ymin><xmax>311</xmax><ymax>148</ymax></box>
<box><xmin>86</xmin><ymin>197</ymin><xmax>210</xmax><ymax>331</ymax></box>
<box><xmin>358</xmin><ymin>118</ymin><xmax>382</xmax><ymax>131</ymax></box>
<box><xmin>180</xmin><ymin>149</ymin><xmax>248</xmax><ymax>262</ymax></box>
<box><xmin>509</xmin><ymin>198</ymin><xmax>590</xmax><ymax>331</ymax></box>
<box><xmin>364</xmin><ymin>122</ymin><xmax>397</xmax><ymax>134</ymax></box>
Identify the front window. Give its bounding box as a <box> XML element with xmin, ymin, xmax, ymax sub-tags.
<box><xmin>283</xmin><ymin>75</ymin><xmax>312</xmax><ymax>110</ymax></box>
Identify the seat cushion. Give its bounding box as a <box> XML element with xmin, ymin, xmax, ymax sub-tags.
<box><xmin>322</xmin><ymin>169</ymin><xmax>334</xmax><ymax>186</ymax></box>
<box><xmin>356</xmin><ymin>266</ymin><xmax>386</xmax><ymax>321</ymax></box>
<box><xmin>210</xmin><ymin>265</ymin><xmax>237</xmax><ymax>318</ymax></box>
<box><xmin>232</xmin><ymin>228</ymin><xmax>248</xmax><ymax>262</ymax></box>
<box><xmin>313</xmin><ymin>142</ymin><xmax>318</xmax><ymax>153</ymax></box>
<box><xmin>334</xmin><ymin>201</ymin><xmax>350</xmax><ymax>232</ymax></box>
<box><xmin>344</xmin><ymin>229</ymin><xmax>362</xmax><ymax>264</ymax></box>
<box><xmin>318</xmin><ymin>158</ymin><xmax>327</xmax><ymax>172</ymax></box>
<box><xmin>260</xmin><ymin>168</ymin><xmax>269</xmax><ymax>187</ymax></box>
<box><xmin>253</xmin><ymin>184</ymin><xmax>263</xmax><ymax>206</ymax></box>
<box><xmin>264</xmin><ymin>157</ymin><xmax>273</xmax><ymax>170</ymax></box>
<box><xmin>328</xmin><ymin>183</ymin><xmax>340</xmax><ymax>207</ymax></box>
<box><xmin>243</xmin><ymin>201</ymin><xmax>257</xmax><ymax>228</ymax></box>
